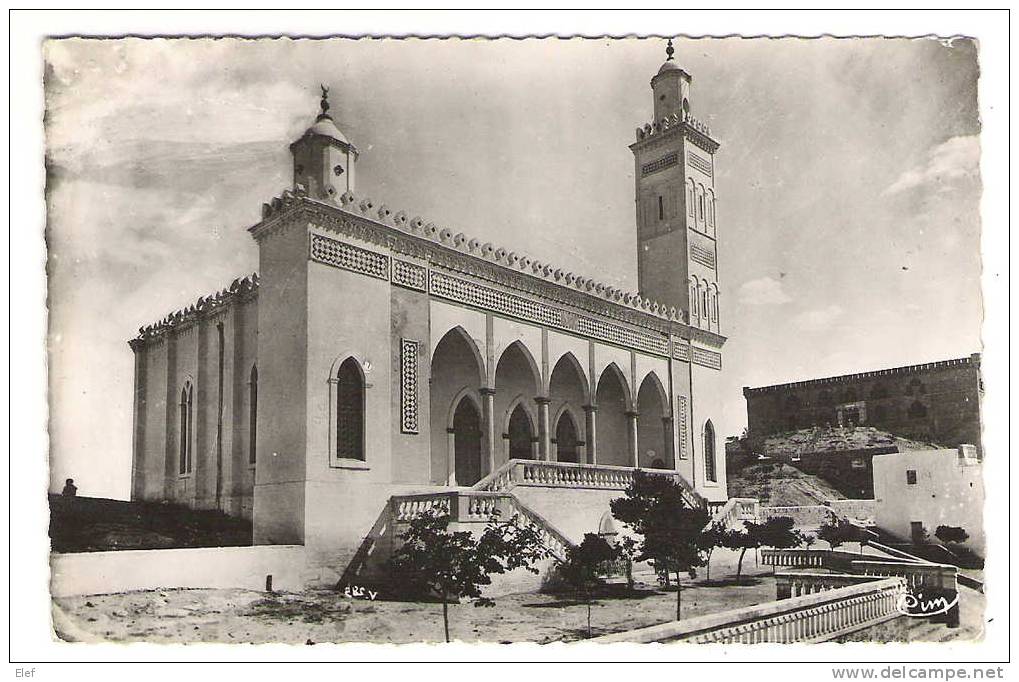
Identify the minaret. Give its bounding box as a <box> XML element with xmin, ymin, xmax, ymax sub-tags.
<box><xmin>631</xmin><ymin>40</ymin><xmax>721</xmax><ymax>334</ymax></box>
<box><xmin>289</xmin><ymin>85</ymin><xmax>358</xmax><ymax>201</ymax></box>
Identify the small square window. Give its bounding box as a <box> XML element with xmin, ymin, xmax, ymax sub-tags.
<box><xmin>906</xmin><ymin>469</ymin><xmax>917</xmax><ymax>485</ymax></box>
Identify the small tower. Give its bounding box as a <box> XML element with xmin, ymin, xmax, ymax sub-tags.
<box><xmin>631</xmin><ymin>39</ymin><xmax>721</xmax><ymax>333</ymax></box>
<box><xmin>290</xmin><ymin>85</ymin><xmax>358</xmax><ymax>201</ymax></box>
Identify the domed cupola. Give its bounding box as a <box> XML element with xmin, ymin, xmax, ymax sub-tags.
<box><xmin>650</xmin><ymin>39</ymin><xmax>693</xmax><ymax>123</ymax></box>
<box><xmin>290</xmin><ymin>85</ymin><xmax>358</xmax><ymax>202</ymax></box>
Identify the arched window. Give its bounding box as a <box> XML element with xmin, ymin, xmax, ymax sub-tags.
<box><xmin>335</xmin><ymin>358</ymin><xmax>365</xmax><ymax>461</ymax></box>
<box><xmin>706</xmin><ymin>190</ymin><xmax>715</xmax><ymax>227</ymax></box>
<box><xmin>907</xmin><ymin>378</ymin><xmax>926</xmax><ymax>396</ymax></box>
<box><xmin>703</xmin><ymin>420</ymin><xmax>717</xmax><ymax>483</ymax></box>
<box><xmin>689</xmin><ymin>279</ymin><xmax>699</xmax><ymax>319</ymax></box>
<box><xmin>687</xmin><ymin>179</ymin><xmax>695</xmax><ymax>217</ymax></box>
<box><xmin>178</xmin><ymin>381</ymin><xmax>193</xmax><ymax>475</ymax></box>
<box><xmin>696</xmin><ymin>185</ymin><xmax>705</xmax><ymax>223</ymax></box>
<box><xmin>248</xmin><ymin>365</ymin><xmax>258</xmax><ymax>465</ymax></box>
<box><xmin>709</xmin><ymin>285</ymin><xmax>719</xmax><ymax>322</ymax></box>
<box><xmin>908</xmin><ymin>401</ymin><xmax>928</xmax><ymax>420</ymax></box>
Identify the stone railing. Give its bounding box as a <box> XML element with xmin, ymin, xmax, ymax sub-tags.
<box><xmin>850</xmin><ymin>560</ymin><xmax>958</xmax><ymax>595</ymax></box>
<box><xmin>760</xmin><ymin>505</ymin><xmax>835</xmax><ymax>529</ymax></box>
<box><xmin>759</xmin><ymin>548</ymin><xmax>861</xmax><ymax>572</ymax></box>
<box><xmin>776</xmin><ymin>571</ymin><xmax>878</xmax><ymax>599</ymax></box>
<box><xmin>705</xmin><ymin>497</ymin><xmax>760</xmax><ymax>531</ymax></box>
<box><xmin>474</xmin><ymin>459</ymin><xmax>706</xmax><ymax>510</ymax></box>
<box><xmin>826</xmin><ymin>499</ymin><xmax>877</xmax><ymax>524</ymax></box>
<box><xmin>389</xmin><ymin>489</ymin><xmax>572</xmax><ymax>561</ymax></box>
<box><xmin>593</xmin><ymin>577</ymin><xmax>908</xmax><ymax>643</ymax></box>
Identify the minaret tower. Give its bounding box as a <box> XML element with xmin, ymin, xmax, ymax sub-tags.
<box><xmin>290</xmin><ymin>85</ymin><xmax>358</xmax><ymax>201</ymax></box>
<box><xmin>631</xmin><ymin>40</ymin><xmax>721</xmax><ymax>334</ymax></box>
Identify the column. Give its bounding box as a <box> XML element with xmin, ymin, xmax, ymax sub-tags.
<box><xmin>535</xmin><ymin>396</ymin><xmax>551</xmax><ymax>461</ymax></box>
<box><xmin>583</xmin><ymin>404</ymin><xmax>597</xmax><ymax>464</ymax></box>
<box><xmin>626</xmin><ymin>410</ymin><xmax>639</xmax><ymax>468</ymax></box>
<box><xmin>445</xmin><ymin>427</ymin><xmax>457</xmax><ymax>486</ymax></box>
<box><xmin>480</xmin><ymin>387</ymin><xmax>497</xmax><ymax>475</ymax></box>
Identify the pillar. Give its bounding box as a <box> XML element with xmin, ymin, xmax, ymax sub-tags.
<box><xmin>583</xmin><ymin>404</ymin><xmax>597</xmax><ymax>464</ymax></box>
<box><xmin>626</xmin><ymin>410</ymin><xmax>639</xmax><ymax>467</ymax></box>
<box><xmin>445</xmin><ymin>427</ymin><xmax>456</xmax><ymax>485</ymax></box>
<box><xmin>480</xmin><ymin>387</ymin><xmax>497</xmax><ymax>474</ymax></box>
<box><xmin>535</xmin><ymin>396</ymin><xmax>551</xmax><ymax>461</ymax></box>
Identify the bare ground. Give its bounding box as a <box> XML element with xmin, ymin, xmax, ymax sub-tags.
<box><xmin>52</xmin><ymin>569</ymin><xmax>777</xmax><ymax>645</ymax></box>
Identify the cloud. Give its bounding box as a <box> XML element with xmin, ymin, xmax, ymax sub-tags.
<box><xmin>737</xmin><ymin>276</ymin><xmax>792</xmax><ymax>306</ymax></box>
<box><xmin>884</xmin><ymin>135</ymin><xmax>980</xmax><ymax>196</ymax></box>
<box><xmin>794</xmin><ymin>305</ymin><xmax>844</xmax><ymax>332</ymax></box>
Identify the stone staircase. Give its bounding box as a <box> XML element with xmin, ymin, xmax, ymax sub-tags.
<box><xmin>340</xmin><ymin>460</ymin><xmax>747</xmax><ymax>595</ymax></box>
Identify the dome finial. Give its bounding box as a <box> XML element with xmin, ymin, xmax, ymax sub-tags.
<box><xmin>665</xmin><ymin>38</ymin><xmax>675</xmax><ymax>61</ymax></box>
<box><xmin>317</xmin><ymin>84</ymin><xmax>332</xmax><ymax>122</ymax></box>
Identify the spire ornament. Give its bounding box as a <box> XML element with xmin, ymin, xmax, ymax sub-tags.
<box><xmin>665</xmin><ymin>38</ymin><xmax>675</xmax><ymax>61</ymax></box>
<box><xmin>317</xmin><ymin>84</ymin><xmax>332</xmax><ymax>121</ymax></box>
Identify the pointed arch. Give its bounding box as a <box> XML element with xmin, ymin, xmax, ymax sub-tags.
<box><xmin>432</xmin><ymin>325</ymin><xmax>487</xmax><ymax>387</ymax></box>
<box><xmin>495</xmin><ymin>340</ymin><xmax>542</xmax><ymax>396</ymax></box>
<box><xmin>451</xmin><ymin>392</ymin><xmax>483</xmax><ymax>486</ymax></box>
<box><xmin>552</xmin><ymin>403</ymin><xmax>581</xmax><ymax>463</ymax></box>
<box><xmin>503</xmin><ymin>395</ymin><xmax>537</xmax><ymax>461</ymax></box>
<box><xmin>548</xmin><ymin>351</ymin><xmax>591</xmax><ymax>402</ymax></box>
<box><xmin>636</xmin><ymin>371</ymin><xmax>669</xmax><ymax>419</ymax></box>
<box><xmin>703</xmin><ymin>419</ymin><xmax>717</xmax><ymax>483</ymax></box>
<box><xmin>178</xmin><ymin>379</ymin><xmax>194</xmax><ymax>475</ymax></box>
<box><xmin>597</xmin><ymin>362</ymin><xmax>633</xmax><ymax>409</ymax></box>
<box><xmin>333</xmin><ymin>357</ymin><xmax>365</xmax><ymax>461</ymax></box>
<box><xmin>596</xmin><ymin>363</ymin><xmax>632</xmax><ymax>467</ymax></box>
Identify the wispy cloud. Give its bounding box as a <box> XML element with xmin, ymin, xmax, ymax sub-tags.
<box><xmin>884</xmin><ymin>135</ymin><xmax>980</xmax><ymax>196</ymax></box>
<box><xmin>737</xmin><ymin>276</ymin><xmax>792</xmax><ymax>306</ymax></box>
<box><xmin>794</xmin><ymin>305</ymin><xmax>844</xmax><ymax>332</ymax></box>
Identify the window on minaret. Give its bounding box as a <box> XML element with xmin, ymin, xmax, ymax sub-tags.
<box><xmin>658</xmin><ymin>195</ymin><xmax>664</xmax><ymax>221</ymax></box>
<box><xmin>336</xmin><ymin>358</ymin><xmax>366</xmax><ymax>461</ymax></box>
<box><xmin>698</xmin><ymin>191</ymin><xmax>705</xmax><ymax>222</ymax></box>
<box><xmin>179</xmin><ymin>381</ymin><xmax>193</xmax><ymax>475</ymax></box>
<box><xmin>687</xmin><ymin>181</ymin><xmax>695</xmax><ymax>217</ymax></box>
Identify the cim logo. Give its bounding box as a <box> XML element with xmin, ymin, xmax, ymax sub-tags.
<box><xmin>896</xmin><ymin>590</ymin><xmax>959</xmax><ymax>618</ymax></box>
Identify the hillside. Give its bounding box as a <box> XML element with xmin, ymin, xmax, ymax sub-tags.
<box><xmin>725</xmin><ymin>461</ymin><xmax>848</xmax><ymax>506</ymax></box>
<box><xmin>49</xmin><ymin>495</ymin><xmax>252</xmax><ymax>553</ymax></box>
<box><xmin>760</xmin><ymin>426</ymin><xmax>935</xmax><ymax>458</ymax></box>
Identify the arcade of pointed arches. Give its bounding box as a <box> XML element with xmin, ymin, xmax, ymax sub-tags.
<box><xmin>426</xmin><ymin>322</ymin><xmax>705</xmax><ymax>487</ymax></box>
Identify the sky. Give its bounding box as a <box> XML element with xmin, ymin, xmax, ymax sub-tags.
<box><xmin>43</xmin><ymin>37</ymin><xmax>983</xmax><ymax>499</ymax></box>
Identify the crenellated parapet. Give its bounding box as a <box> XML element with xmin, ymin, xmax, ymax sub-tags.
<box><xmin>129</xmin><ymin>273</ymin><xmax>259</xmax><ymax>348</ymax></box>
<box><xmin>633</xmin><ymin>110</ymin><xmax>718</xmax><ymax>153</ymax></box>
<box><xmin>254</xmin><ymin>188</ymin><xmax>702</xmax><ymax>332</ymax></box>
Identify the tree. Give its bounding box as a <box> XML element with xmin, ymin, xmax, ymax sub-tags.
<box><xmin>724</xmin><ymin>516</ymin><xmax>804</xmax><ymax>584</ymax></box>
<box><xmin>610</xmin><ymin>470</ymin><xmax>709</xmax><ymax>620</ymax></box>
<box><xmin>935</xmin><ymin>525</ymin><xmax>969</xmax><ymax>548</ymax></box>
<box><xmin>697</xmin><ymin>521</ymin><xmax>729</xmax><ymax>583</ymax></box>
<box><xmin>387</xmin><ymin>508</ymin><xmax>548</xmax><ymax>642</ymax></box>
<box><xmin>817</xmin><ymin>515</ymin><xmax>861</xmax><ymax>551</ymax></box>
<box><xmin>556</xmin><ymin>533</ymin><xmax>619</xmax><ymax>638</ymax></box>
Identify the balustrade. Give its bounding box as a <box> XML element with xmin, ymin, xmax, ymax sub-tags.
<box><xmin>593</xmin><ymin>577</ymin><xmax>908</xmax><ymax>644</ymax></box>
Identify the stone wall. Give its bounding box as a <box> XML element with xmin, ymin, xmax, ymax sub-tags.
<box><xmin>743</xmin><ymin>355</ymin><xmax>982</xmax><ymax>451</ymax></box>
<box><xmin>50</xmin><ymin>545</ymin><xmax>306</xmax><ymax>597</ymax></box>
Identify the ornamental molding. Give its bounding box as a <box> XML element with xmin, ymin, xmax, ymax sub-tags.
<box><xmin>253</xmin><ymin>195</ymin><xmax>718</xmax><ymax>338</ymax></box>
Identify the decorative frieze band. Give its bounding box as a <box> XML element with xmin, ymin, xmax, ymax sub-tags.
<box><xmin>673</xmin><ymin>340</ymin><xmax>691</xmax><ymax>362</ymax></box>
<box><xmin>691</xmin><ymin>242</ymin><xmax>716</xmax><ymax>269</ymax></box>
<box><xmin>641</xmin><ymin>152</ymin><xmax>679</xmax><ymax>177</ymax></box>
<box><xmin>400</xmin><ymin>339</ymin><xmax>420</xmax><ymax>434</ymax></box>
<box><xmin>310</xmin><ymin>233</ymin><xmax>389</xmax><ymax>280</ymax></box>
<box><xmin>677</xmin><ymin>395</ymin><xmax>689</xmax><ymax>459</ymax></box>
<box><xmin>392</xmin><ymin>259</ymin><xmax>428</xmax><ymax>291</ymax></box>
<box><xmin>691</xmin><ymin>346</ymin><xmax>723</xmax><ymax>370</ymax></box>
<box><xmin>431</xmin><ymin>270</ymin><xmax>669</xmax><ymax>356</ymax></box>
<box><xmin>687</xmin><ymin>151</ymin><xmax>713</xmax><ymax>177</ymax></box>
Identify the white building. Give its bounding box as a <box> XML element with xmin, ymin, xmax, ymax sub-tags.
<box><xmin>872</xmin><ymin>446</ymin><xmax>984</xmax><ymax>556</ymax></box>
